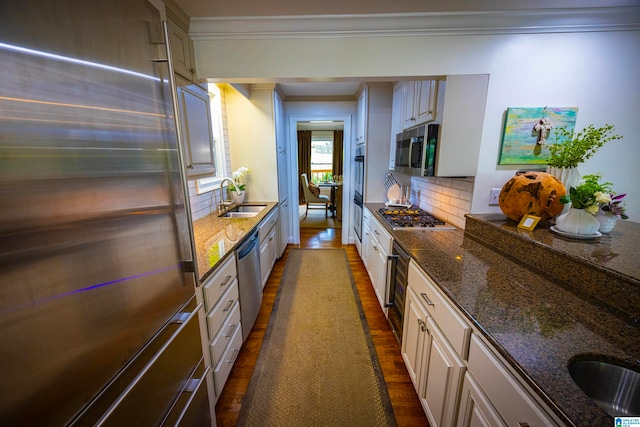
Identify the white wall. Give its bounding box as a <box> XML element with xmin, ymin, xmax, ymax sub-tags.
<box><xmin>225</xmin><ymin>84</ymin><xmax>279</xmax><ymax>202</ymax></box>
<box><xmin>195</xmin><ymin>30</ymin><xmax>640</xmax><ymax>221</ymax></box>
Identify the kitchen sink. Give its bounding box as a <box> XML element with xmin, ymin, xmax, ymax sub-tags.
<box><xmin>568</xmin><ymin>357</ymin><xmax>640</xmax><ymax>416</ymax></box>
<box><xmin>219</xmin><ymin>204</ymin><xmax>266</xmax><ymax>218</ymax></box>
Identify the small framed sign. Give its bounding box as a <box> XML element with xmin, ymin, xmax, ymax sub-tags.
<box><xmin>517</xmin><ymin>214</ymin><xmax>541</xmax><ymax>231</ymax></box>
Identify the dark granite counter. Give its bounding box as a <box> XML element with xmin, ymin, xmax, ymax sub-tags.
<box><xmin>366</xmin><ymin>203</ymin><xmax>640</xmax><ymax>426</ymax></box>
<box><xmin>191</xmin><ymin>202</ymin><xmax>278</xmax><ymax>282</ymax></box>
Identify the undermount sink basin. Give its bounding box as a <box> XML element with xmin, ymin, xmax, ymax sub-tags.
<box><xmin>568</xmin><ymin>358</ymin><xmax>640</xmax><ymax>416</ymax></box>
<box><xmin>219</xmin><ymin>204</ymin><xmax>266</xmax><ymax>218</ymax></box>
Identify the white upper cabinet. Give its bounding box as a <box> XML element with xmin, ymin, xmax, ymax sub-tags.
<box><xmin>402</xmin><ymin>80</ymin><xmax>438</xmax><ymax>129</ymax></box>
<box><xmin>389</xmin><ymin>82</ymin><xmax>404</xmax><ymax>170</ymax></box>
<box><xmin>176</xmin><ymin>80</ymin><xmax>216</xmax><ymax>178</ymax></box>
<box><xmin>355</xmin><ymin>89</ymin><xmax>367</xmax><ymax>145</ymax></box>
<box><xmin>435</xmin><ymin>75</ymin><xmax>489</xmax><ymax>177</ymax></box>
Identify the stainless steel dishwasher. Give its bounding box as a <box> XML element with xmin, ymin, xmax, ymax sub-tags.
<box><xmin>236</xmin><ymin>229</ymin><xmax>262</xmax><ymax>341</ymax></box>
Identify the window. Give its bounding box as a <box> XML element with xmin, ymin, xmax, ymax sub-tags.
<box><xmin>195</xmin><ymin>84</ymin><xmax>226</xmax><ymax>194</ymax></box>
<box><xmin>310</xmin><ymin>131</ymin><xmax>333</xmax><ymax>183</ymax></box>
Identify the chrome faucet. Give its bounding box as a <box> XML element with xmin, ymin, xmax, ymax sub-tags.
<box><xmin>218</xmin><ymin>177</ymin><xmax>237</xmax><ymax>212</ymax></box>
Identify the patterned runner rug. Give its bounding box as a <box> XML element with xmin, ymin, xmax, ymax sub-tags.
<box><xmin>236</xmin><ymin>248</ymin><xmax>397</xmax><ymax>426</ymax></box>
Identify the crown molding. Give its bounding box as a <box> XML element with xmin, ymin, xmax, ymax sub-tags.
<box><xmin>189</xmin><ymin>7</ymin><xmax>640</xmax><ymax>40</ymax></box>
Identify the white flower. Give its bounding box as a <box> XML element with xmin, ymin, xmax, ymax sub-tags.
<box><xmin>594</xmin><ymin>192</ymin><xmax>611</xmax><ymax>204</ymax></box>
<box><xmin>586</xmin><ymin>204</ymin><xmax>599</xmax><ymax>215</ymax></box>
<box><xmin>232</xmin><ymin>167</ymin><xmax>250</xmax><ymax>180</ymax></box>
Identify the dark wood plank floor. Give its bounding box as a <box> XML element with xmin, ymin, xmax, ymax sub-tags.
<box><xmin>214</xmin><ymin>227</ymin><xmax>428</xmax><ymax>426</ymax></box>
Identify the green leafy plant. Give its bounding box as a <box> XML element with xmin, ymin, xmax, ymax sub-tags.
<box><xmin>560</xmin><ymin>173</ymin><xmax>611</xmax><ymax>214</ymax></box>
<box><xmin>547</xmin><ymin>124</ymin><xmax>622</xmax><ymax>168</ymax></box>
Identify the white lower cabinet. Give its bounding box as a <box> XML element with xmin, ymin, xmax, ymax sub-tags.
<box><xmin>259</xmin><ymin>207</ymin><xmax>279</xmax><ymax>289</ymax></box>
<box><xmin>200</xmin><ymin>254</ymin><xmax>242</xmax><ymax>402</ymax></box>
<box><xmin>362</xmin><ymin>208</ymin><xmax>393</xmax><ymax>313</ymax></box>
<box><xmin>464</xmin><ymin>335</ymin><xmax>559</xmax><ymax>427</ymax></box>
<box><xmin>457</xmin><ymin>373</ymin><xmax>505</xmax><ymax>427</ymax></box>
<box><xmin>402</xmin><ymin>286</ymin><xmax>465</xmax><ymax>427</ymax></box>
<box><xmin>404</xmin><ymin>260</ymin><xmax>559</xmax><ymax>427</ymax></box>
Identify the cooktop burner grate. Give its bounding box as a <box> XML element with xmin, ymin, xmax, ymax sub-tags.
<box><xmin>378</xmin><ymin>208</ymin><xmax>455</xmax><ymax>230</ymax></box>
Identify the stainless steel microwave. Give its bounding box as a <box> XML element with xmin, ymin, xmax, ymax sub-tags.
<box><xmin>394</xmin><ymin>125</ymin><xmax>425</xmax><ymax>176</ymax></box>
<box><xmin>393</xmin><ymin>124</ymin><xmax>439</xmax><ymax>177</ymax></box>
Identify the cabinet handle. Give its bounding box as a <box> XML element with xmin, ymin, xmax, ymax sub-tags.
<box><xmin>222</xmin><ymin>300</ymin><xmax>234</xmax><ymax>312</ymax></box>
<box><xmin>418</xmin><ymin>318</ymin><xmax>427</xmax><ymax>332</ymax></box>
<box><xmin>227</xmin><ymin>348</ymin><xmax>239</xmax><ymax>364</ymax></box>
<box><xmin>186</xmin><ymin>164</ymin><xmax>194</xmax><ymax>169</ymax></box>
<box><xmin>420</xmin><ymin>292</ymin><xmax>435</xmax><ymax>306</ymax></box>
<box><xmin>219</xmin><ymin>274</ymin><xmax>233</xmax><ymax>287</ymax></box>
<box><xmin>374</xmin><ymin>229</ymin><xmax>380</xmax><ymax>236</ymax></box>
<box><xmin>224</xmin><ymin>323</ymin><xmax>238</xmax><ymax>338</ymax></box>
<box><xmin>517</xmin><ymin>424</ymin><xmax>530</xmax><ymax>427</ymax></box>
<box><xmin>189</xmin><ymin>67</ymin><xmax>196</xmax><ymax>73</ymax></box>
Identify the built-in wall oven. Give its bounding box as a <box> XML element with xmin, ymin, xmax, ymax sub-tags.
<box><xmin>353</xmin><ymin>146</ymin><xmax>365</xmax><ymax>242</ymax></box>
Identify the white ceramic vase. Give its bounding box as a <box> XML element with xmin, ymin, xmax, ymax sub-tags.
<box><xmin>596</xmin><ymin>210</ymin><xmax>617</xmax><ymax>233</ymax></box>
<box><xmin>546</xmin><ymin>166</ymin><xmax>580</xmax><ymax>215</ymax></box>
<box><xmin>555</xmin><ymin>208</ymin><xmax>600</xmax><ymax>235</ymax></box>
<box><xmin>231</xmin><ymin>190</ymin><xmax>245</xmax><ymax>205</ymax></box>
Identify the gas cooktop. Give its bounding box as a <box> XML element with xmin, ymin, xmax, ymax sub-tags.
<box><xmin>378</xmin><ymin>207</ymin><xmax>456</xmax><ymax>230</ymax></box>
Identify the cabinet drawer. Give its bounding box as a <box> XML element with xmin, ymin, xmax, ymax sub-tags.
<box><xmin>213</xmin><ymin>322</ymin><xmax>243</xmax><ymax>397</ymax></box>
<box><xmin>206</xmin><ymin>279</ymin><xmax>239</xmax><ymax>339</ymax></box>
<box><xmin>370</xmin><ymin>217</ymin><xmax>392</xmax><ymax>253</ymax></box>
<box><xmin>202</xmin><ymin>254</ymin><xmax>237</xmax><ymax>310</ymax></box>
<box><xmin>209</xmin><ymin>301</ymin><xmax>241</xmax><ymax>367</ymax></box>
<box><xmin>363</xmin><ymin>207</ymin><xmax>372</xmax><ymax>227</ymax></box>
<box><xmin>408</xmin><ymin>260</ymin><xmax>470</xmax><ymax>359</ymax></box>
<box><xmin>259</xmin><ymin>207</ymin><xmax>278</xmax><ymax>243</ymax></box>
<box><xmin>467</xmin><ymin>334</ymin><xmax>557</xmax><ymax>427</ymax></box>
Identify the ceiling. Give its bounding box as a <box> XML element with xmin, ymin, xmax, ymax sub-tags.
<box><xmin>174</xmin><ymin>0</ymin><xmax>637</xmax><ymax>98</ymax></box>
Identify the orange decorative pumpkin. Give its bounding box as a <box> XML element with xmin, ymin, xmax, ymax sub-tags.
<box><xmin>498</xmin><ymin>171</ymin><xmax>566</xmax><ymax>222</ymax></box>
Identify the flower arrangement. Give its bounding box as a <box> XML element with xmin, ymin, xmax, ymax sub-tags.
<box><xmin>547</xmin><ymin>124</ymin><xmax>622</xmax><ymax>169</ymax></box>
<box><xmin>560</xmin><ymin>173</ymin><xmax>628</xmax><ymax>219</ymax></box>
<box><xmin>599</xmin><ymin>192</ymin><xmax>628</xmax><ymax>219</ymax></box>
<box><xmin>228</xmin><ymin>166</ymin><xmax>250</xmax><ymax>192</ymax></box>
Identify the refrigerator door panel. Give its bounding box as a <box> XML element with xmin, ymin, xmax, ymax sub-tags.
<box><xmin>0</xmin><ymin>0</ymin><xmax>205</xmax><ymax>425</ymax></box>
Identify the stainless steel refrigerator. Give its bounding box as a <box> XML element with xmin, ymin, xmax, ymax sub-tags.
<box><xmin>0</xmin><ymin>0</ymin><xmax>212</xmax><ymax>425</ymax></box>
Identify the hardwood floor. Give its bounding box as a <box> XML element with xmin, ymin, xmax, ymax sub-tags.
<box><xmin>214</xmin><ymin>227</ymin><xmax>428</xmax><ymax>426</ymax></box>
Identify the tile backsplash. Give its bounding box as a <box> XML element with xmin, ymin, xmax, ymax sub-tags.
<box><xmin>410</xmin><ymin>176</ymin><xmax>474</xmax><ymax>229</ymax></box>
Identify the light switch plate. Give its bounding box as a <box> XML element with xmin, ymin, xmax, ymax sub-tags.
<box><xmin>489</xmin><ymin>188</ymin><xmax>500</xmax><ymax>205</ymax></box>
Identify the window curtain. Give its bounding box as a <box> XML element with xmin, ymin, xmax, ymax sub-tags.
<box><xmin>297</xmin><ymin>130</ymin><xmax>312</xmax><ymax>204</ymax></box>
<box><xmin>332</xmin><ymin>130</ymin><xmax>344</xmax><ymax>178</ymax></box>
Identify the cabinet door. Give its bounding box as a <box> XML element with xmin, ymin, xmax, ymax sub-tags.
<box><xmin>457</xmin><ymin>373</ymin><xmax>505</xmax><ymax>427</ymax></box>
<box><xmin>278</xmin><ymin>199</ymin><xmax>289</xmax><ymax>257</ymax></box>
<box><xmin>373</xmin><ymin>239</ymin><xmax>391</xmax><ymax>313</ymax></box>
<box><xmin>415</xmin><ymin>80</ymin><xmax>437</xmax><ymax>124</ymax></box>
<box><xmin>361</xmin><ymin>220</ymin><xmax>371</xmax><ymax>268</ymax></box>
<box><xmin>167</xmin><ymin>18</ymin><xmax>195</xmax><ymax>81</ymax></box>
<box><xmin>356</xmin><ymin>89</ymin><xmax>367</xmax><ymax>145</ymax></box>
<box><xmin>389</xmin><ymin>82</ymin><xmax>403</xmax><ymax>169</ymax></box>
<box><xmin>402</xmin><ymin>286</ymin><xmax>428</xmax><ymax>389</ymax></box>
<box><xmin>177</xmin><ymin>85</ymin><xmax>216</xmax><ymax>177</ymax></box>
<box><xmin>402</xmin><ymin>81</ymin><xmax>417</xmax><ymax>129</ymax></box>
<box><xmin>422</xmin><ymin>317</ymin><xmax>465</xmax><ymax>427</ymax></box>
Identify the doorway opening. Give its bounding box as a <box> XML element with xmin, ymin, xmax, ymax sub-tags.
<box><xmin>289</xmin><ymin>116</ymin><xmax>352</xmax><ymax>245</ymax></box>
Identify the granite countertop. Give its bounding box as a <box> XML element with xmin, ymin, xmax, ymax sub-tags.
<box><xmin>366</xmin><ymin>203</ymin><xmax>640</xmax><ymax>426</ymax></box>
<box><xmin>191</xmin><ymin>202</ymin><xmax>278</xmax><ymax>282</ymax></box>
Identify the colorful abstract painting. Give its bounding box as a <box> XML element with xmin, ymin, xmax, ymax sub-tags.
<box><xmin>498</xmin><ymin>107</ymin><xmax>578</xmax><ymax>165</ymax></box>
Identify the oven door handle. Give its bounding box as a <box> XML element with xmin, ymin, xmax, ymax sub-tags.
<box><xmin>384</xmin><ymin>254</ymin><xmax>398</xmax><ymax>307</ymax></box>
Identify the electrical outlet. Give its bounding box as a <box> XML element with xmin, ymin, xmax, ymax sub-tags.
<box><xmin>489</xmin><ymin>188</ymin><xmax>501</xmax><ymax>206</ymax></box>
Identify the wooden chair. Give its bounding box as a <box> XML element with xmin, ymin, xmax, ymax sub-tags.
<box><xmin>300</xmin><ymin>173</ymin><xmax>330</xmax><ymax>218</ymax></box>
